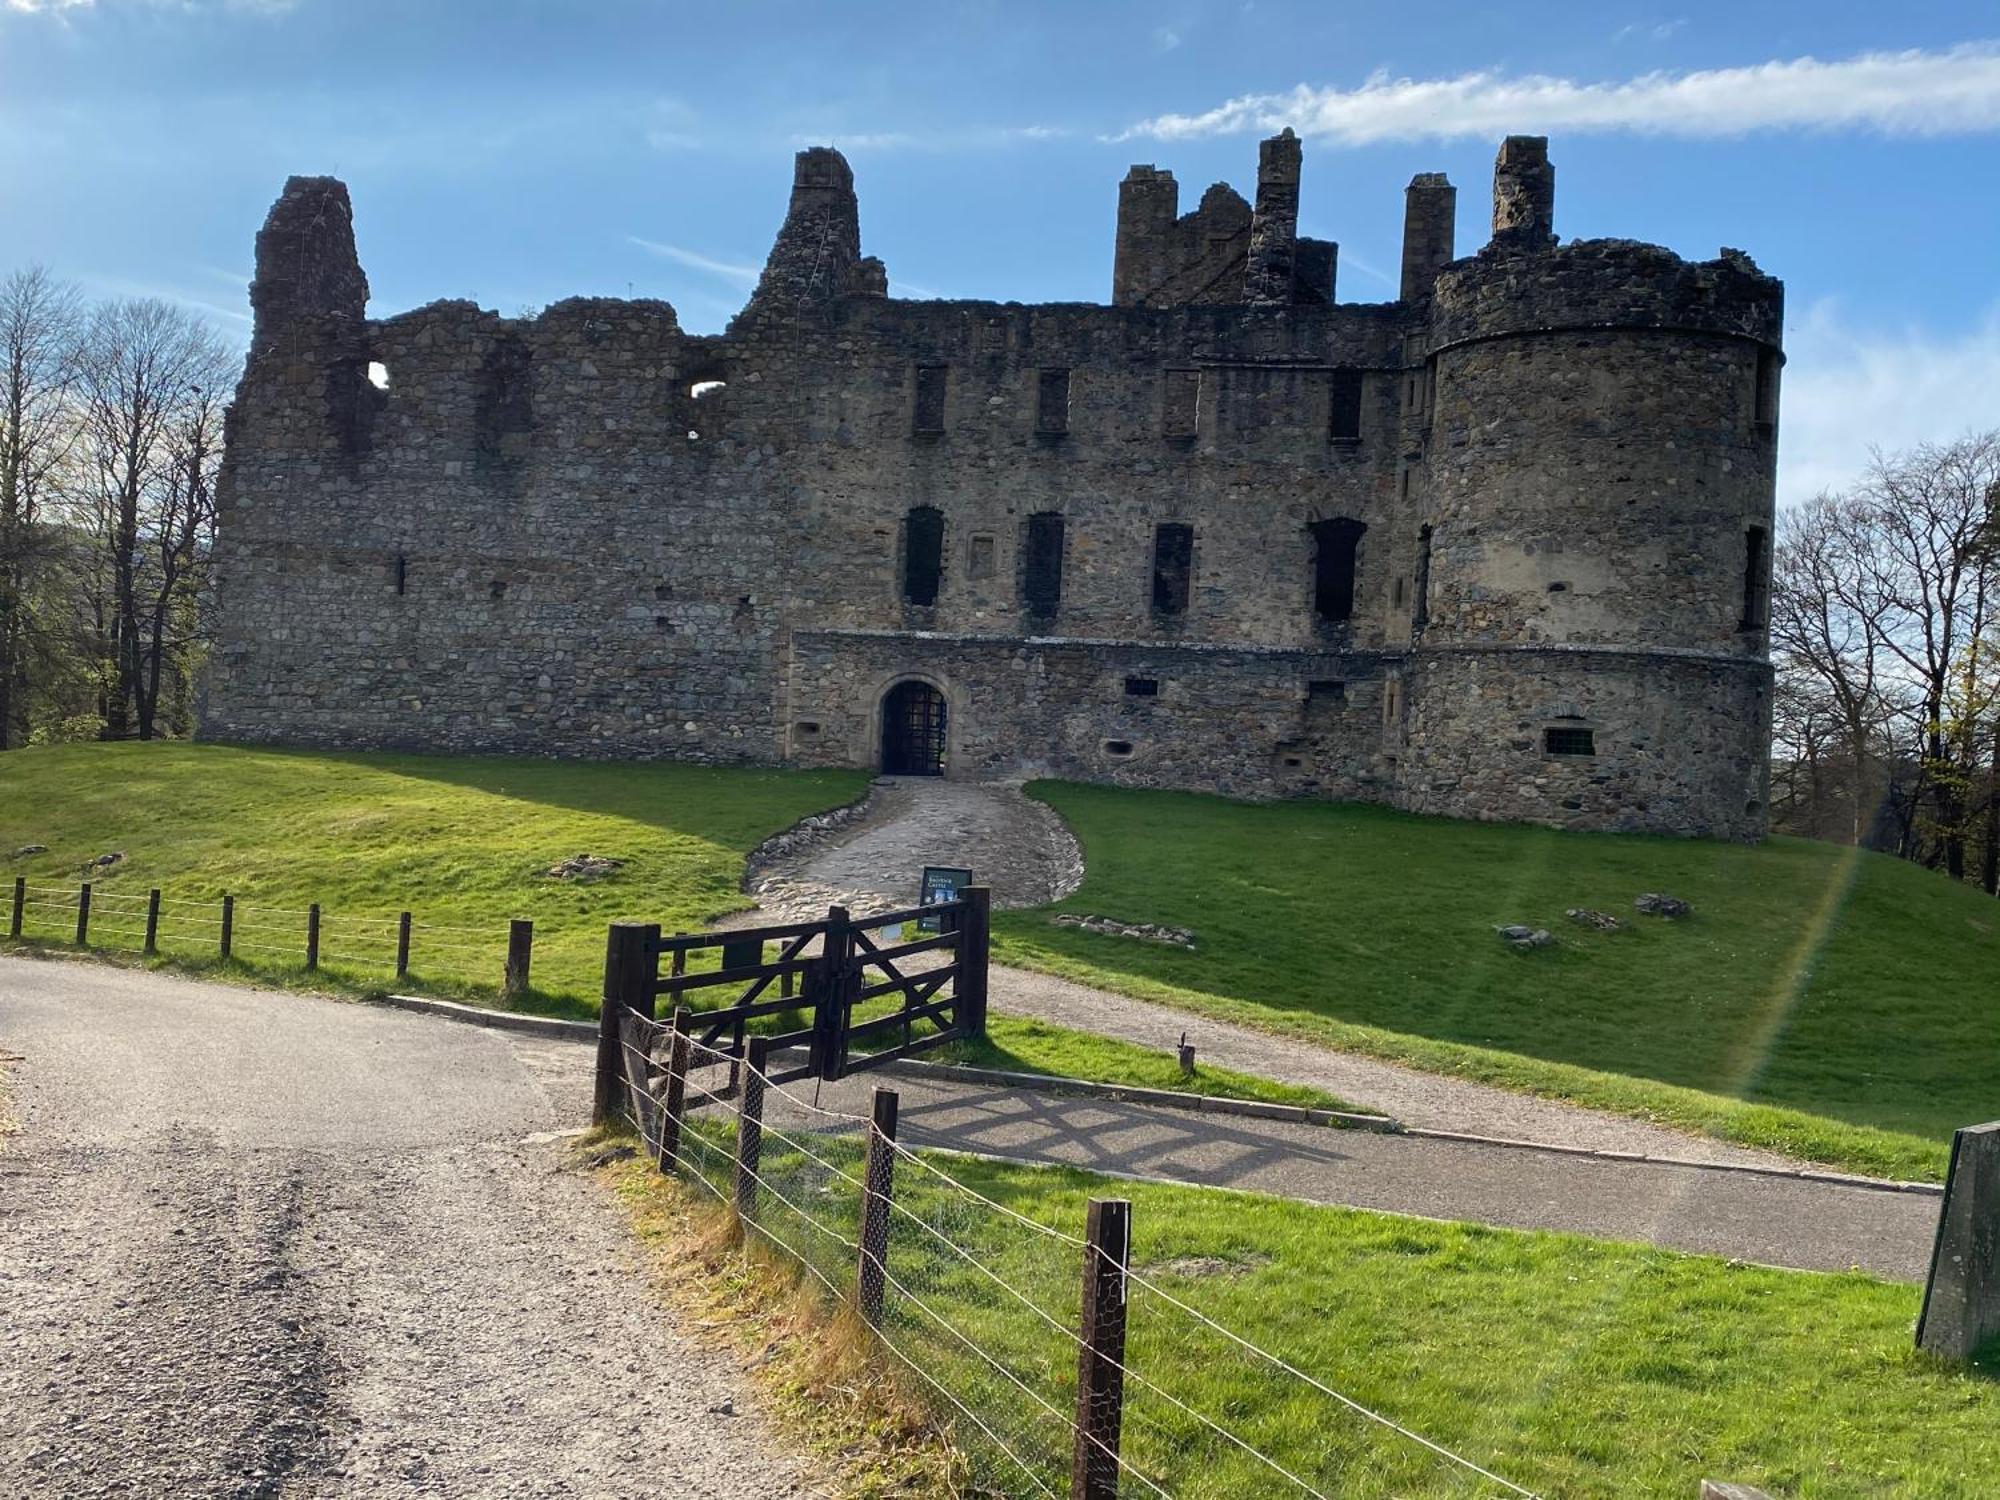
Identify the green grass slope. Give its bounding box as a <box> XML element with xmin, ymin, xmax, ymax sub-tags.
<box><xmin>995</xmin><ymin>783</ymin><xmax>2000</xmax><ymax>1182</ymax></box>
<box><xmin>0</xmin><ymin>741</ymin><xmax>869</xmax><ymax>1014</ymax></box>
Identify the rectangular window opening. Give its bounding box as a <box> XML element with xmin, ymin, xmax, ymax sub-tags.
<box><xmin>913</xmin><ymin>364</ymin><xmax>947</xmax><ymax>434</ymax></box>
<box><xmin>1330</xmin><ymin>368</ymin><xmax>1364</xmax><ymax>443</ymax></box>
<box><xmin>1307</xmin><ymin>679</ymin><xmax>1346</xmax><ymax>703</ymax></box>
<box><xmin>1037</xmin><ymin>368</ymin><xmax>1071</xmax><ymax>435</ymax></box>
<box><xmin>1413</xmin><ymin>524</ymin><xmax>1433</xmax><ymax>631</ymax></box>
<box><xmin>967</xmin><ymin>533</ymin><xmax>996</xmax><ymax>581</ymax></box>
<box><xmin>1163</xmin><ymin>369</ymin><xmax>1201</xmax><ymax>438</ymax></box>
<box><xmin>1151</xmin><ymin>523</ymin><xmax>1193</xmax><ymax>615</ymax></box>
<box><xmin>1023</xmin><ymin>512</ymin><xmax>1065</xmax><ymax>613</ymax></box>
<box><xmin>394</xmin><ymin>553</ymin><xmax>406</xmax><ymax>595</ymax></box>
<box><xmin>1311</xmin><ymin>517</ymin><xmax>1366</xmax><ymax>623</ymax></box>
<box><xmin>903</xmin><ymin>505</ymin><xmax>944</xmax><ymax>606</ymax></box>
<box><xmin>1741</xmin><ymin>524</ymin><xmax>1770</xmax><ymax>629</ymax></box>
<box><xmin>1124</xmin><ymin>677</ymin><xmax>1159</xmax><ymax>697</ymax></box>
<box><xmin>1545</xmin><ymin>726</ymin><xmax>1596</xmax><ymax>756</ymax></box>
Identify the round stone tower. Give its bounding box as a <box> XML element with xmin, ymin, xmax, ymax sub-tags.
<box><xmin>1400</xmin><ymin>137</ymin><xmax>1784</xmax><ymax>840</ymax></box>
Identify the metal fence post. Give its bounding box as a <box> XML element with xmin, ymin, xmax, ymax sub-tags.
<box><xmin>144</xmin><ymin>889</ymin><xmax>161</xmax><ymax>955</ymax></box>
<box><xmin>75</xmin><ymin>882</ymin><xmax>91</xmax><ymax>946</ymax></box>
<box><xmin>660</xmin><ymin>1005</ymin><xmax>691</xmax><ymax>1173</ymax></box>
<box><xmin>958</xmin><ymin>884</ymin><xmax>992</xmax><ymax>1039</ymax></box>
<box><xmin>505</xmin><ymin>918</ymin><xmax>533</xmax><ymax>997</ymax></box>
<box><xmin>219</xmin><ymin>893</ymin><xmax>234</xmax><ymax>959</ymax></box>
<box><xmin>1072</xmin><ymin>1198</ymin><xmax>1132</xmax><ymax>1500</ymax></box>
<box><xmin>305</xmin><ymin>903</ymin><xmax>320</xmax><ymax>970</ymax></box>
<box><xmin>595</xmin><ymin>921</ymin><xmax>651</xmax><ymax>1126</ymax></box>
<box><xmin>396</xmin><ymin>911</ymin><xmax>411</xmax><ymax>979</ymax></box>
<box><xmin>856</xmin><ymin>1086</ymin><xmax>901</xmax><ymax>1326</ymax></box>
<box><xmin>9</xmin><ymin>877</ymin><xmax>22</xmax><ymax>938</ymax></box>
<box><xmin>735</xmin><ymin>1035</ymin><xmax>769</xmax><ymax>1219</ymax></box>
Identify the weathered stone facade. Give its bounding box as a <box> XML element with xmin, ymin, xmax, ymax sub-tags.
<box><xmin>207</xmin><ymin>133</ymin><xmax>1782</xmax><ymax>839</ymax></box>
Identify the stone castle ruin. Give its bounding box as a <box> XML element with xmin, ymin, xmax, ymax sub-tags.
<box><xmin>208</xmin><ymin>132</ymin><xmax>1782</xmax><ymax>839</ymax></box>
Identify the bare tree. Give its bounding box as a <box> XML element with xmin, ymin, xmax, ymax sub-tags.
<box><xmin>75</xmin><ymin>298</ymin><xmax>236</xmax><ymax>741</ymax></box>
<box><xmin>1860</xmin><ymin>435</ymin><xmax>2000</xmax><ymax>880</ymax></box>
<box><xmin>0</xmin><ymin>266</ymin><xmax>84</xmax><ymax>748</ymax></box>
<box><xmin>1771</xmin><ymin>493</ymin><xmax>1901</xmax><ymax>845</ymax></box>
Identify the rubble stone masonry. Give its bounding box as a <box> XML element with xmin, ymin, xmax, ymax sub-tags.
<box><xmin>207</xmin><ymin>133</ymin><xmax>1781</xmax><ymax>839</ymax></box>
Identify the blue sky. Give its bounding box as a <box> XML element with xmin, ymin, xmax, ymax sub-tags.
<box><xmin>5</xmin><ymin>0</ymin><xmax>1998</xmax><ymax>503</ymax></box>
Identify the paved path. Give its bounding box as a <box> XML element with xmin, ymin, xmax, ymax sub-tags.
<box><xmin>734</xmin><ymin>777</ymin><xmax>1809</xmax><ymax>1170</ymax></box>
<box><xmin>0</xmin><ymin>955</ymin><xmax>813</xmax><ymax>1500</ymax></box>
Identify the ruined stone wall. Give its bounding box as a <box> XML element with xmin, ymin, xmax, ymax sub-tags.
<box><xmin>209</xmin><ymin>134</ymin><xmax>1785</xmax><ymax>841</ymax></box>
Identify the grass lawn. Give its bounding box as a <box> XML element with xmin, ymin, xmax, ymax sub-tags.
<box><xmin>0</xmin><ymin>742</ymin><xmax>1337</xmax><ymax>1112</ymax></box>
<box><xmin>0</xmin><ymin>740</ymin><xmax>868</xmax><ymax>1016</ymax></box>
<box><xmin>993</xmin><ymin>784</ymin><xmax>2000</xmax><ymax>1183</ymax></box>
<box><xmin>604</xmin><ymin>1129</ymin><xmax>2000</xmax><ymax>1499</ymax></box>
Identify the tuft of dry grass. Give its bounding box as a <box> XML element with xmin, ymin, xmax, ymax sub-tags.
<box><xmin>584</xmin><ymin>1138</ymin><xmax>974</xmax><ymax>1498</ymax></box>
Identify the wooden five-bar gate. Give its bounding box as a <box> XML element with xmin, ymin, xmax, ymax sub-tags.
<box><xmin>594</xmin><ymin>889</ymin><xmax>990</xmax><ymax>1120</ymax></box>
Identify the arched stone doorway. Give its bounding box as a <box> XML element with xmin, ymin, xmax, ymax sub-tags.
<box><xmin>880</xmin><ymin>680</ymin><xmax>947</xmax><ymax>776</ymax></box>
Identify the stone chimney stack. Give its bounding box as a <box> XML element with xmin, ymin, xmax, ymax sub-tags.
<box><xmin>249</xmin><ymin>176</ymin><xmax>368</xmax><ymax>342</ymax></box>
<box><xmin>1244</xmin><ymin>128</ymin><xmax>1302</xmax><ymax>305</ymax></box>
<box><xmin>1399</xmin><ymin>172</ymin><xmax>1457</xmax><ymax>301</ymax></box>
<box><xmin>1113</xmin><ymin>165</ymin><xmax>1179</xmax><ymax>306</ymax></box>
<box><xmin>749</xmin><ymin>147</ymin><xmax>863</xmax><ymax>311</ymax></box>
<box><xmin>1490</xmin><ymin>136</ymin><xmax>1555</xmax><ymax>251</ymax></box>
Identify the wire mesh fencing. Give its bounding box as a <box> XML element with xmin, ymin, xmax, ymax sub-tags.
<box><xmin>5</xmin><ymin>875</ymin><xmax>524</xmax><ymax>996</ymax></box>
<box><xmin>612</xmin><ymin>1009</ymin><xmax>1544</xmax><ymax>1500</ymax></box>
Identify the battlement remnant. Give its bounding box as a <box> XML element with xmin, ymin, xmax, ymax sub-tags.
<box><xmin>208</xmin><ymin>133</ymin><xmax>1782</xmax><ymax>842</ymax></box>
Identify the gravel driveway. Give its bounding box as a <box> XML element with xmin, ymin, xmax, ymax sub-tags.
<box><xmin>0</xmin><ymin>954</ymin><xmax>814</xmax><ymax>1500</ymax></box>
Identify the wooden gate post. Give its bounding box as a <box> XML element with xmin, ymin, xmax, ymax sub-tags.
<box><xmin>660</xmin><ymin>1005</ymin><xmax>691</xmax><ymax>1173</ymax></box>
<box><xmin>305</xmin><ymin>903</ymin><xmax>320</xmax><ymax>970</ymax></box>
<box><xmin>219</xmin><ymin>893</ymin><xmax>234</xmax><ymax>959</ymax></box>
<box><xmin>144</xmin><ymin>889</ymin><xmax>161</xmax><ymax>955</ymax></box>
<box><xmin>595</xmin><ymin>921</ymin><xmax>652</xmax><ymax>1126</ymax></box>
<box><xmin>813</xmin><ymin>904</ymin><xmax>853</xmax><ymax>1082</ymax></box>
<box><xmin>10</xmin><ymin>877</ymin><xmax>23</xmax><ymax>938</ymax></box>
<box><xmin>1072</xmin><ymin>1198</ymin><xmax>1132</xmax><ymax>1500</ymax></box>
<box><xmin>505</xmin><ymin>918</ymin><xmax>533</xmax><ymax>998</ymax></box>
<box><xmin>75</xmin><ymin>882</ymin><xmax>91</xmax><ymax>946</ymax></box>
<box><xmin>856</xmin><ymin>1086</ymin><xmax>901</xmax><ymax>1326</ymax></box>
<box><xmin>1918</xmin><ymin>1120</ymin><xmax>2000</xmax><ymax>1360</ymax></box>
<box><xmin>395</xmin><ymin>911</ymin><xmax>412</xmax><ymax>980</ymax></box>
<box><xmin>958</xmin><ymin>885</ymin><xmax>991</xmax><ymax>1040</ymax></box>
<box><xmin>735</xmin><ymin>1036</ymin><xmax>769</xmax><ymax>1219</ymax></box>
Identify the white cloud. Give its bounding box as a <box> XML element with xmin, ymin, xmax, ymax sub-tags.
<box><xmin>1777</xmin><ymin>298</ymin><xmax>2000</xmax><ymax>506</ymax></box>
<box><xmin>626</xmin><ymin>237</ymin><xmax>760</xmax><ymax>287</ymax></box>
<box><xmin>6</xmin><ymin>0</ymin><xmax>297</xmax><ymax>13</ymax></box>
<box><xmin>1119</xmin><ymin>43</ymin><xmax>2000</xmax><ymax>143</ymax></box>
<box><xmin>1153</xmin><ymin>27</ymin><xmax>1181</xmax><ymax>53</ymax></box>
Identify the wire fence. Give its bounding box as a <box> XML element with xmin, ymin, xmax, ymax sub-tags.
<box><xmin>615</xmin><ymin>1011</ymin><xmax>1542</xmax><ymax>1500</ymax></box>
<box><xmin>4</xmin><ymin>876</ymin><xmax>524</xmax><ymax>995</ymax></box>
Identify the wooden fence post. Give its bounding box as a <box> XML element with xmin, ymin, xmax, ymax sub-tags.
<box><xmin>660</xmin><ymin>1005</ymin><xmax>691</xmax><ymax>1173</ymax></box>
<box><xmin>305</xmin><ymin>903</ymin><xmax>320</xmax><ymax>970</ymax></box>
<box><xmin>958</xmin><ymin>885</ymin><xmax>991</xmax><ymax>1040</ymax></box>
<box><xmin>813</xmin><ymin>904</ymin><xmax>853</xmax><ymax>1082</ymax></box>
<box><xmin>1072</xmin><ymin>1198</ymin><xmax>1132</xmax><ymax>1500</ymax></box>
<box><xmin>220</xmin><ymin>893</ymin><xmax>234</xmax><ymax>959</ymax></box>
<box><xmin>735</xmin><ymin>1035</ymin><xmax>769</xmax><ymax>1219</ymax></box>
<box><xmin>505</xmin><ymin>918</ymin><xmax>533</xmax><ymax>998</ymax></box>
<box><xmin>75</xmin><ymin>882</ymin><xmax>91</xmax><ymax>946</ymax></box>
<box><xmin>595</xmin><ymin>921</ymin><xmax>652</xmax><ymax>1126</ymax></box>
<box><xmin>144</xmin><ymin>889</ymin><xmax>161</xmax><ymax>955</ymax></box>
<box><xmin>856</xmin><ymin>1086</ymin><xmax>901</xmax><ymax>1326</ymax></box>
<box><xmin>9</xmin><ymin>877</ymin><xmax>22</xmax><ymax>938</ymax></box>
<box><xmin>396</xmin><ymin>911</ymin><xmax>411</xmax><ymax>979</ymax></box>
<box><xmin>1918</xmin><ymin>1120</ymin><xmax>2000</xmax><ymax>1360</ymax></box>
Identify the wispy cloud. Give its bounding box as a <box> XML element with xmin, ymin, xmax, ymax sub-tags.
<box><xmin>626</xmin><ymin>236</ymin><xmax>759</xmax><ymax>287</ymax></box>
<box><xmin>1118</xmin><ymin>43</ymin><xmax>2000</xmax><ymax>143</ymax></box>
<box><xmin>1777</xmin><ymin>298</ymin><xmax>2000</xmax><ymax>506</ymax></box>
<box><xmin>786</xmin><ymin>124</ymin><xmax>1073</xmax><ymax>152</ymax></box>
<box><xmin>7</xmin><ymin>0</ymin><xmax>297</xmax><ymax>13</ymax></box>
<box><xmin>1153</xmin><ymin>26</ymin><xmax>1182</xmax><ymax>53</ymax></box>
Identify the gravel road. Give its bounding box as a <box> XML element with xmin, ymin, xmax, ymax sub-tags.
<box><xmin>0</xmin><ymin>954</ymin><xmax>814</xmax><ymax>1500</ymax></box>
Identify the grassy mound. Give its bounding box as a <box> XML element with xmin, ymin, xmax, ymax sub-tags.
<box><xmin>994</xmin><ymin>784</ymin><xmax>2000</xmax><ymax>1181</ymax></box>
<box><xmin>0</xmin><ymin>741</ymin><xmax>868</xmax><ymax>1014</ymax></box>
